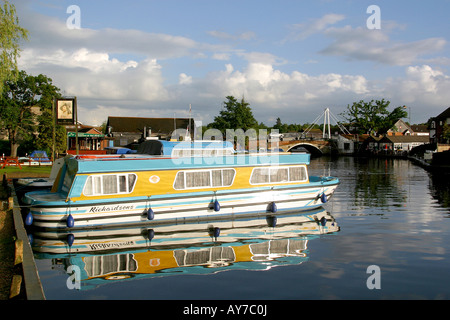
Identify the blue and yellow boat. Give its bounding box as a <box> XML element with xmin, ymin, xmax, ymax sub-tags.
<box><xmin>22</xmin><ymin>152</ymin><xmax>339</xmax><ymax>229</ymax></box>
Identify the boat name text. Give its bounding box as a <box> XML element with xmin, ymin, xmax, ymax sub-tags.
<box><xmin>89</xmin><ymin>204</ymin><xmax>135</xmax><ymax>213</ymax></box>
<box><xmin>89</xmin><ymin>241</ymin><xmax>135</xmax><ymax>251</ymax></box>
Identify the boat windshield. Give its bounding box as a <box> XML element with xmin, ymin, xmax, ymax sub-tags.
<box><xmin>61</xmin><ymin>160</ymin><xmax>78</xmax><ymax>194</ymax></box>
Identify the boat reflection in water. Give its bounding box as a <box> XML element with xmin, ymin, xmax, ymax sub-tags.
<box><xmin>31</xmin><ymin>207</ymin><xmax>339</xmax><ymax>290</ymax></box>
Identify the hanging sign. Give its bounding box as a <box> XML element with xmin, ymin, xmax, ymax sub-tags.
<box><xmin>56</xmin><ymin>97</ymin><xmax>76</xmax><ymax>125</ymax></box>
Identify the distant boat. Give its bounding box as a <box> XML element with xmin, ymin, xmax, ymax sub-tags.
<box><xmin>19</xmin><ymin>150</ymin><xmax>52</xmax><ymax>166</ymax></box>
<box><xmin>22</xmin><ymin>152</ymin><xmax>339</xmax><ymax>230</ymax></box>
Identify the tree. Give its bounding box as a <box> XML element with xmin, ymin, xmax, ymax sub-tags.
<box><xmin>443</xmin><ymin>124</ymin><xmax>450</xmax><ymax>143</ymax></box>
<box><xmin>273</xmin><ymin>117</ymin><xmax>288</xmax><ymax>133</ymax></box>
<box><xmin>340</xmin><ymin>99</ymin><xmax>408</xmax><ymax>135</ymax></box>
<box><xmin>208</xmin><ymin>96</ymin><xmax>258</xmax><ymax>133</ymax></box>
<box><xmin>0</xmin><ymin>0</ymin><xmax>28</xmax><ymax>94</ymax></box>
<box><xmin>0</xmin><ymin>70</ymin><xmax>64</xmax><ymax>157</ymax></box>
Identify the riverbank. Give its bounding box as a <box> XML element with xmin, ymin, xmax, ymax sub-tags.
<box><xmin>0</xmin><ymin>181</ymin><xmax>20</xmax><ymax>299</ymax></box>
<box><xmin>0</xmin><ymin>170</ymin><xmax>49</xmax><ymax>300</ymax></box>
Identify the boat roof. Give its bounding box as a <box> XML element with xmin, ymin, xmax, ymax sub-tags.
<box><xmin>137</xmin><ymin>140</ymin><xmax>235</xmax><ymax>155</ymax></box>
<box><xmin>69</xmin><ymin>152</ymin><xmax>310</xmax><ymax>174</ymax></box>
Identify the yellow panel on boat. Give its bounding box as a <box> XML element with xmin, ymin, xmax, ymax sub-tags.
<box><xmin>72</xmin><ymin>165</ymin><xmax>309</xmax><ymax>202</ymax></box>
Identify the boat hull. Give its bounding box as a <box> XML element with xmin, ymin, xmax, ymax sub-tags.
<box><xmin>25</xmin><ymin>179</ymin><xmax>338</xmax><ymax>230</ymax></box>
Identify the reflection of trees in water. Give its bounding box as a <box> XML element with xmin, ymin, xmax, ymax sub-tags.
<box><xmin>310</xmin><ymin>157</ymin><xmax>409</xmax><ymax>211</ymax></box>
<box><xmin>352</xmin><ymin>158</ymin><xmax>408</xmax><ymax>210</ymax></box>
<box><xmin>428</xmin><ymin>171</ymin><xmax>450</xmax><ymax>209</ymax></box>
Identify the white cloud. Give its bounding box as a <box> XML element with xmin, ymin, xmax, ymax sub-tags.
<box><xmin>321</xmin><ymin>26</ymin><xmax>446</xmax><ymax>66</ymax></box>
<box><xmin>208</xmin><ymin>30</ymin><xmax>256</xmax><ymax>41</ymax></box>
<box><xmin>385</xmin><ymin>65</ymin><xmax>450</xmax><ymax>111</ymax></box>
<box><xmin>188</xmin><ymin>61</ymin><xmax>370</xmax><ymax>117</ymax></box>
<box><xmin>288</xmin><ymin>13</ymin><xmax>346</xmax><ymax>41</ymax></box>
<box><xmin>212</xmin><ymin>53</ymin><xmax>231</xmax><ymax>61</ymax></box>
<box><xmin>19</xmin><ymin>9</ymin><xmax>210</xmax><ymax>61</ymax></box>
<box><xmin>179</xmin><ymin>73</ymin><xmax>192</xmax><ymax>85</ymax></box>
<box><xmin>284</xmin><ymin>13</ymin><xmax>446</xmax><ymax>67</ymax></box>
<box><xmin>21</xmin><ymin>48</ymin><xmax>138</xmax><ymax>73</ymax></box>
<box><xmin>20</xmin><ymin>47</ymin><xmax>168</xmax><ymax>102</ymax></box>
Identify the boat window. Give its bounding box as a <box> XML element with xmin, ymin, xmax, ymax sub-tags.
<box><xmin>173</xmin><ymin>169</ymin><xmax>235</xmax><ymax>190</ymax></box>
<box><xmin>173</xmin><ymin>171</ymin><xmax>185</xmax><ymax>189</ymax></box>
<box><xmin>250</xmin><ymin>167</ymin><xmax>270</xmax><ymax>184</ymax></box>
<box><xmin>186</xmin><ymin>171</ymin><xmax>210</xmax><ymax>189</ymax></box>
<box><xmin>62</xmin><ymin>170</ymin><xmax>74</xmax><ymax>193</ymax></box>
<box><xmin>84</xmin><ymin>254</ymin><xmax>137</xmax><ymax>277</ymax></box>
<box><xmin>118</xmin><ymin>175</ymin><xmax>127</xmax><ymax>193</ymax></box>
<box><xmin>289</xmin><ymin>166</ymin><xmax>307</xmax><ymax>181</ymax></box>
<box><xmin>128</xmin><ymin>174</ymin><xmax>137</xmax><ymax>191</ymax></box>
<box><xmin>103</xmin><ymin>175</ymin><xmax>118</xmax><ymax>194</ymax></box>
<box><xmin>250</xmin><ymin>166</ymin><xmax>307</xmax><ymax>184</ymax></box>
<box><xmin>270</xmin><ymin>168</ymin><xmax>288</xmax><ymax>183</ymax></box>
<box><xmin>94</xmin><ymin>176</ymin><xmax>102</xmax><ymax>194</ymax></box>
<box><xmin>211</xmin><ymin>170</ymin><xmax>222</xmax><ymax>187</ymax></box>
<box><xmin>83</xmin><ymin>173</ymin><xmax>137</xmax><ymax>196</ymax></box>
<box><xmin>222</xmin><ymin>169</ymin><xmax>235</xmax><ymax>186</ymax></box>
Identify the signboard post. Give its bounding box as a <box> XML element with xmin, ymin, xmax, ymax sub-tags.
<box><xmin>55</xmin><ymin>97</ymin><xmax>78</xmax><ymax>155</ymax></box>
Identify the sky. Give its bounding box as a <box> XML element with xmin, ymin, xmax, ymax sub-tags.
<box><xmin>14</xmin><ymin>0</ymin><xmax>450</xmax><ymax>128</ymax></box>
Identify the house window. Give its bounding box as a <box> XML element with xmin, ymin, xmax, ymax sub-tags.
<box><xmin>250</xmin><ymin>166</ymin><xmax>307</xmax><ymax>184</ymax></box>
<box><xmin>84</xmin><ymin>173</ymin><xmax>137</xmax><ymax>196</ymax></box>
<box><xmin>173</xmin><ymin>169</ymin><xmax>236</xmax><ymax>190</ymax></box>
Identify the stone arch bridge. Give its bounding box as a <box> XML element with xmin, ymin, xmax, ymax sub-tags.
<box><xmin>278</xmin><ymin>140</ymin><xmax>333</xmax><ymax>156</ymax></box>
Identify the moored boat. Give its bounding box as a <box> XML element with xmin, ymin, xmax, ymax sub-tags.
<box><xmin>22</xmin><ymin>152</ymin><xmax>339</xmax><ymax>230</ymax></box>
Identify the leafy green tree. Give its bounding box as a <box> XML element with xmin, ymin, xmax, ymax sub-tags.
<box><xmin>340</xmin><ymin>99</ymin><xmax>408</xmax><ymax>135</ymax></box>
<box><xmin>273</xmin><ymin>117</ymin><xmax>289</xmax><ymax>133</ymax></box>
<box><xmin>443</xmin><ymin>124</ymin><xmax>450</xmax><ymax>143</ymax></box>
<box><xmin>0</xmin><ymin>70</ymin><xmax>65</xmax><ymax>157</ymax></box>
<box><xmin>0</xmin><ymin>0</ymin><xmax>28</xmax><ymax>93</ymax></box>
<box><xmin>208</xmin><ymin>96</ymin><xmax>258</xmax><ymax>133</ymax></box>
<box><xmin>35</xmin><ymin>106</ymin><xmax>67</xmax><ymax>157</ymax></box>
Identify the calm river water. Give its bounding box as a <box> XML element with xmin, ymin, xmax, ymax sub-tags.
<box><xmin>31</xmin><ymin>156</ymin><xmax>450</xmax><ymax>300</ymax></box>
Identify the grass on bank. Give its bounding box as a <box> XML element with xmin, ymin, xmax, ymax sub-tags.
<box><xmin>0</xmin><ymin>165</ymin><xmax>52</xmax><ymax>179</ymax></box>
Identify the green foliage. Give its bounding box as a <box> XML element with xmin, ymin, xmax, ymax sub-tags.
<box><xmin>273</xmin><ymin>117</ymin><xmax>312</xmax><ymax>133</ymax></box>
<box><xmin>0</xmin><ymin>70</ymin><xmax>65</xmax><ymax>156</ymax></box>
<box><xmin>0</xmin><ymin>0</ymin><xmax>28</xmax><ymax>93</ymax></box>
<box><xmin>340</xmin><ymin>99</ymin><xmax>408</xmax><ymax>135</ymax></box>
<box><xmin>35</xmin><ymin>107</ymin><xmax>67</xmax><ymax>156</ymax></box>
<box><xmin>207</xmin><ymin>96</ymin><xmax>259</xmax><ymax>133</ymax></box>
<box><xmin>443</xmin><ymin>124</ymin><xmax>450</xmax><ymax>143</ymax></box>
<box><xmin>205</xmin><ymin>97</ymin><xmax>410</xmax><ymax>140</ymax></box>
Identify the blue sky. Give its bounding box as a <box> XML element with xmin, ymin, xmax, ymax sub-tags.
<box><xmin>15</xmin><ymin>0</ymin><xmax>450</xmax><ymax>127</ymax></box>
